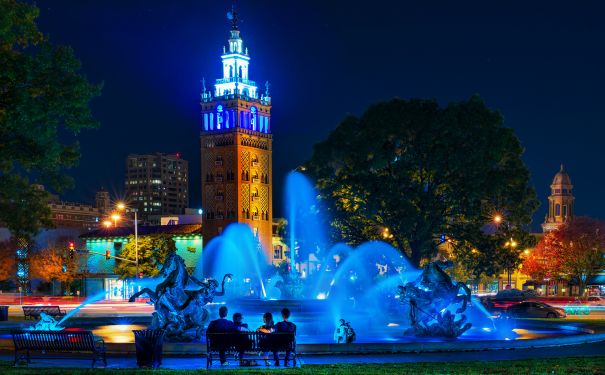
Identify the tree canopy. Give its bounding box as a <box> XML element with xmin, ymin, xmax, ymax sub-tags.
<box><xmin>114</xmin><ymin>234</ymin><xmax>177</xmax><ymax>279</ymax></box>
<box><xmin>0</xmin><ymin>0</ymin><xmax>101</xmax><ymax>237</ymax></box>
<box><xmin>305</xmin><ymin>96</ymin><xmax>539</xmax><ymax>269</ymax></box>
<box><xmin>28</xmin><ymin>246</ymin><xmax>77</xmax><ymax>284</ymax></box>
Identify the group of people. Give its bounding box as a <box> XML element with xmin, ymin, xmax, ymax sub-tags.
<box><xmin>206</xmin><ymin>306</ymin><xmax>297</xmax><ymax>367</ymax></box>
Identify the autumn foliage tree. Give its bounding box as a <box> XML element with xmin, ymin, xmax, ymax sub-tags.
<box><xmin>0</xmin><ymin>240</ymin><xmax>17</xmax><ymax>281</ymax></box>
<box><xmin>522</xmin><ymin>217</ymin><xmax>605</xmax><ymax>295</ymax></box>
<box><xmin>29</xmin><ymin>246</ymin><xmax>77</xmax><ymax>293</ymax></box>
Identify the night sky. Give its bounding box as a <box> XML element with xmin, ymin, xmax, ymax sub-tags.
<box><xmin>36</xmin><ymin>1</ymin><xmax>605</xmax><ymax>229</ymax></box>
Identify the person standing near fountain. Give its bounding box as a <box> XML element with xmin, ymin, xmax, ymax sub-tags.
<box><xmin>273</xmin><ymin>308</ymin><xmax>297</xmax><ymax>367</ymax></box>
<box><xmin>207</xmin><ymin>306</ymin><xmax>236</xmax><ymax>366</ymax></box>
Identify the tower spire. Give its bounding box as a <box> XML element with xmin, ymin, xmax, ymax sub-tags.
<box><xmin>227</xmin><ymin>1</ymin><xmax>239</xmax><ymax>30</ymax></box>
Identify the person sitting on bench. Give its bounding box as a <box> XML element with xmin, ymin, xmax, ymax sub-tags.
<box><xmin>207</xmin><ymin>306</ymin><xmax>235</xmax><ymax>366</ymax></box>
<box><xmin>273</xmin><ymin>307</ymin><xmax>296</xmax><ymax>367</ymax></box>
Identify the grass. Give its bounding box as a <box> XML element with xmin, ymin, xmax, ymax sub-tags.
<box><xmin>1</xmin><ymin>357</ymin><xmax>604</xmax><ymax>375</ymax></box>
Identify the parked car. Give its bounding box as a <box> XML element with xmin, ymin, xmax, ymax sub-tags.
<box><xmin>586</xmin><ymin>296</ymin><xmax>605</xmax><ymax>306</ymax></box>
<box><xmin>506</xmin><ymin>301</ymin><xmax>566</xmax><ymax>318</ymax></box>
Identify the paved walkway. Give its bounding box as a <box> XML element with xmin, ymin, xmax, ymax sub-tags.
<box><xmin>1</xmin><ymin>341</ymin><xmax>603</xmax><ymax>369</ymax></box>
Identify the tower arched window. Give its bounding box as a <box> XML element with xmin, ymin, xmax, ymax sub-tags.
<box><xmin>239</xmin><ymin>66</ymin><xmax>243</xmax><ymax>78</ymax></box>
<box><xmin>216</xmin><ymin>105</ymin><xmax>223</xmax><ymax>130</ymax></box>
<box><xmin>555</xmin><ymin>204</ymin><xmax>561</xmax><ymax>216</ymax></box>
<box><xmin>250</xmin><ymin>107</ymin><xmax>257</xmax><ymax>131</ymax></box>
<box><xmin>229</xmin><ymin>65</ymin><xmax>233</xmax><ymax>78</ymax></box>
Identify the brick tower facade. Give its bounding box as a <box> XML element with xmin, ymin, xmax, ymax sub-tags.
<box><xmin>200</xmin><ymin>10</ymin><xmax>273</xmax><ymax>261</ymax></box>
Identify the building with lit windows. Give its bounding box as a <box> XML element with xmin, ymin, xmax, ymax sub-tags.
<box><xmin>200</xmin><ymin>10</ymin><xmax>273</xmax><ymax>260</ymax></box>
<box><xmin>125</xmin><ymin>153</ymin><xmax>189</xmax><ymax>224</ymax></box>
<box><xmin>79</xmin><ymin>224</ymin><xmax>203</xmax><ymax>299</ymax></box>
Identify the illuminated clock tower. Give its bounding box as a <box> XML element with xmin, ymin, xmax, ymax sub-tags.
<box><xmin>200</xmin><ymin>9</ymin><xmax>273</xmax><ymax>261</ymax></box>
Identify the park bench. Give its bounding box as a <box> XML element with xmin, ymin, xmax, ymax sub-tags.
<box><xmin>22</xmin><ymin>305</ymin><xmax>66</xmax><ymax>320</ymax></box>
<box><xmin>206</xmin><ymin>331</ymin><xmax>297</xmax><ymax>368</ymax></box>
<box><xmin>11</xmin><ymin>329</ymin><xmax>107</xmax><ymax>368</ymax></box>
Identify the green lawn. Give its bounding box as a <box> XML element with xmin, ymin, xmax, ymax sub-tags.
<box><xmin>2</xmin><ymin>357</ymin><xmax>604</xmax><ymax>375</ymax></box>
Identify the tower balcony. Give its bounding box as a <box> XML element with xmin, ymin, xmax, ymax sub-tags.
<box><xmin>251</xmin><ymin>177</ymin><xmax>260</xmax><ymax>183</ymax></box>
<box><xmin>251</xmin><ymin>194</ymin><xmax>259</xmax><ymax>201</ymax></box>
<box><xmin>215</xmin><ymin>195</ymin><xmax>224</xmax><ymax>201</ymax></box>
<box><xmin>252</xmin><ymin>214</ymin><xmax>260</xmax><ymax>221</ymax></box>
<box><xmin>251</xmin><ymin>160</ymin><xmax>259</xmax><ymax>167</ymax></box>
<box><xmin>215</xmin><ymin>77</ymin><xmax>256</xmax><ymax>87</ymax></box>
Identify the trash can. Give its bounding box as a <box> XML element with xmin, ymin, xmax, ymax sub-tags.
<box><xmin>133</xmin><ymin>329</ymin><xmax>165</xmax><ymax>368</ymax></box>
<box><xmin>0</xmin><ymin>306</ymin><xmax>8</xmax><ymax>321</ymax></box>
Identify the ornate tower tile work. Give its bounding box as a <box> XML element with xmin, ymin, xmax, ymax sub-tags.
<box><xmin>200</xmin><ymin>9</ymin><xmax>273</xmax><ymax>260</ymax></box>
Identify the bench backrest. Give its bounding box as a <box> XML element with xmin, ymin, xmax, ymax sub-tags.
<box><xmin>206</xmin><ymin>332</ymin><xmax>295</xmax><ymax>352</ymax></box>
<box><xmin>22</xmin><ymin>306</ymin><xmax>62</xmax><ymax>315</ymax></box>
<box><xmin>11</xmin><ymin>330</ymin><xmax>97</xmax><ymax>352</ymax></box>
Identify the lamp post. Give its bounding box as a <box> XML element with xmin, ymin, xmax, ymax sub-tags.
<box><xmin>494</xmin><ymin>213</ymin><xmax>518</xmax><ymax>289</ymax></box>
<box><xmin>116</xmin><ymin>202</ymin><xmax>138</xmax><ymax>279</ymax></box>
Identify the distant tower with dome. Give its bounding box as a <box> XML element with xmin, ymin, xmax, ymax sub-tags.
<box><xmin>542</xmin><ymin>164</ymin><xmax>574</xmax><ymax>232</ymax></box>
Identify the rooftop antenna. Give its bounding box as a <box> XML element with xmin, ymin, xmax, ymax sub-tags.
<box><xmin>226</xmin><ymin>0</ymin><xmax>239</xmax><ymax>30</ymax></box>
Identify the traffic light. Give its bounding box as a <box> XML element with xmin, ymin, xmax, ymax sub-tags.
<box><xmin>105</xmin><ymin>250</ymin><xmax>111</xmax><ymax>260</ymax></box>
<box><xmin>139</xmin><ymin>272</ymin><xmax>143</xmax><ymax>279</ymax></box>
<box><xmin>68</xmin><ymin>242</ymin><xmax>75</xmax><ymax>259</ymax></box>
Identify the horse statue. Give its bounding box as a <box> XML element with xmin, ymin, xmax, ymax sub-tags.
<box><xmin>129</xmin><ymin>252</ymin><xmax>232</xmax><ymax>341</ymax></box>
<box><xmin>398</xmin><ymin>260</ymin><xmax>472</xmax><ymax>338</ymax></box>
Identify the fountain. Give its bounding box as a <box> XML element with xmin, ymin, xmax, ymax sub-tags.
<box><xmin>78</xmin><ymin>170</ymin><xmax>579</xmax><ymax>349</ymax></box>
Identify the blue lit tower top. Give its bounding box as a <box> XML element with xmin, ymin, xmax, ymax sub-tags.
<box><xmin>201</xmin><ymin>5</ymin><xmax>271</xmax><ymax>134</ymax></box>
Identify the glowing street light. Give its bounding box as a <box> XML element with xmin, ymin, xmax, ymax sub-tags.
<box><xmin>493</xmin><ymin>214</ymin><xmax>503</xmax><ymax>225</ymax></box>
<box><xmin>111</xmin><ymin>213</ymin><xmax>121</xmax><ymax>227</ymax></box>
<box><xmin>115</xmin><ymin>202</ymin><xmax>139</xmax><ymax>279</ymax></box>
<box><xmin>103</xmin><ymin>220</ymin><xmax>112</xmax><ymax>228</ymax></box>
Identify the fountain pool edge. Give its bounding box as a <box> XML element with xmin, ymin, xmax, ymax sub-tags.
<box><xmin>0</xmin><ymin>322</ymin><xmax>601</xmax><ymax>355</ymax></box>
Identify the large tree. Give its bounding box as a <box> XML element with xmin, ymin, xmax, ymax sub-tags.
<box><xmin>29</xmin><ymin>246</ymin><xmax>77</xmax><ymax>293</ymax></box>
<box><xmin>305</xmin><ymin>96</ymin><xmax>539</xmax><ymax>268</ymax></box>
<box><xmin>0</xmin><ymin>0</ymin><xmax>101</xmax><ymax>237</ymax></box>
<box><xmin>523</xmin><ymin>217</ymin><xmax>605</xmax><ymax>295</ymax></box>
<box><xmin>114</xmin><ymin>234</ymin><xmax>177</xmax><ymax>279</ymax></box>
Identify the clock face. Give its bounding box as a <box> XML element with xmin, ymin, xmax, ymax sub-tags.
<box><xmin>217</xmin><ymin>104</ymin><xmax>223</xmax><ymax>112</ymax></box>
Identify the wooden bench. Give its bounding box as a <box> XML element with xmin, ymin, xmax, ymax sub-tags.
<box><xmin>11</xmin><ymin>330</ymin><xmax>106</xmax><ymax>368</ymax></box>
<box><xmin>22</xmin><ymin>306</ymin><xmax>66</xmax><ymax>320</ymax></box>
<box><xmin>206</xmin><ymin>332</ymin><xmax>297</xmax><ymax>368</ymax></box>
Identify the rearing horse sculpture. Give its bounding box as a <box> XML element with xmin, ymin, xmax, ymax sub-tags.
<box><xmin>398</xmin><ymin>260</ymin><xmax>472</xmax><ymax>338</ymax></box>
<box><xmin>129</xmin><ymin>252</ymin><xmax>232</xmax><ymax>341</ymax></box>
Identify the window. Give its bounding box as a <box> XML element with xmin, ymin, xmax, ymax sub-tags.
<box><xmin>273</xmin><ymin>245</ymin><xmax>283</xmax><ymax>260</ymax></box>
<box><xmin>555</xmin><ymin>204</ymin><xmax>561</xmax><ymax>216</ymax></box>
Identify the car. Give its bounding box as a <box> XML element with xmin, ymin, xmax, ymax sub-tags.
<box><xmin>506</xmin><ymin>301</ymin><xmax>566</xmax><ymax>319</ymax></box>
<box><xmin>586</xmin><ymin>296</ymin><xmax>605</xmax><ymax>306</ymax></box>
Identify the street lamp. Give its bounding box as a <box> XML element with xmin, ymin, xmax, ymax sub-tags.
<box><xmin>110</xmin><ymin>213</ymin><xmax>121</xmax><ymax>227</ymax></box>
<box><xmin>116</xmin><ymin>202</ymin><xmax>138</xmax><ymax>279</ymax></box>
<box><xmin>103</xmin><ymin>220</ymin><xmax>112</xmax><ymax>228</ymax></box>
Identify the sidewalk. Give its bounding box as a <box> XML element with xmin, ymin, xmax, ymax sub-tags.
<box><xmin>0</xmin><ymin>341</ymin><xmax>603</xmax><ymax>369</ymax></box>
